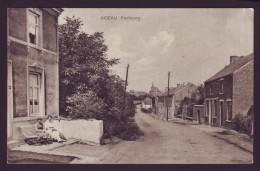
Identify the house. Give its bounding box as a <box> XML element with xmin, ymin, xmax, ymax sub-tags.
<box><xmin>157</xmin><ymin>83</ymin><xmax>197</xmax><ymax>119</ymax></box>
<box><xmin>7</xmin><ymin>8</ymin><xmax>63</xmax><ymax>145</ymax></box>
<box><xmin>149</xmin><ymin>83</ymin><xmax>162</xmax><ymax>113</ymax></box>
<box><xmin>149</xmin><ymin>83</ymin><xmax>161</xmax><ymax>97</ymax></box>
<box><xmin>204</xmin><ymin>53</ymin><xmax>254</xmax><ymax>128</ymax></box>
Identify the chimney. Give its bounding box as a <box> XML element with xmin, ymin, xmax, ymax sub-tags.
<box><xmin>177</xmin><ymin>84</ymin><xmax>181</xmax><ymax>87</ymax></box>
<box><xmin>230</xmin><ymin>56</ymin><xmax>238</xmax><ymax>64</ymax></box>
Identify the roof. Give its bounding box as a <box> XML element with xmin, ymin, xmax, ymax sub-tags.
<box><xmin>159</xmin><ymin>86</ymin><xmax>183</xmax><ymax>97</ymax></box>
<box><xmin>205</xmin><ymin>53</ymin><xmax>254</xmax><ymax>83</ymax></box>
<box><xmin>159</xmin><ymin>83</ymin><xmax>196</xmax><ymax>97</ymax></box>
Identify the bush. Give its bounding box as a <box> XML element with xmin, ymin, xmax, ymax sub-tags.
<box><xmin>231</xmin><ymin>114</ymin><xmax>252</xmax><ymax>135</ymax></box>
<box><xmin>66</xmin><ymin>92</ymin><xmax>143</xmax><ymax>141</ymax></box>
<box><xmin>117</xmin><ymin>119</ymin><xmax>144</xmax><ymax>141</ymax></box>
<box><xmin>66</xmin><ymin>91</ymin><xmax>107</xmax><ymax>119</ymax></box>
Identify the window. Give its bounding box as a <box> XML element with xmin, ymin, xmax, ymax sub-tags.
<box><xmin>220</xmin><ymin>80</ymin><xmax>224</xmax><ymax>94</ymax></box>
<box><xmin>29</xmin><ymin>73</ymin><xmax>41</xmax><ymax>115</ymax></box>
<box><xmin>27</xmin><ymin>9</ymin><xmax>42</xmax><ymax>46</ymax></box>
<box><xmin>28</xmin><ymin>66</ymin><xmax>45</xmax><ymax>117</ymax></box>
<box><xmin>227</xmin><ymin>100</ymin><xmax>232</xmax><ymax>121</ymax></box>
<box><xmin>209</xmin><ymin>84</ymin><xmax>212</xmax><ymax>95</ymax></box>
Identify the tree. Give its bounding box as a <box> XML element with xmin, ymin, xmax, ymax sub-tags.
<box><xmin>178</xmin><ymin>84</ymin><xmax>205</xmax><ymax>116</ymax></box>
<box><xmin>59</xmin><ymin>16</ymin><xmax>120</xmax><ymax>116</ymax></box>
<box><xmin>59</xmin><ymin>16</ymin><xmax>142</xmax><ymax>140</ymax></box>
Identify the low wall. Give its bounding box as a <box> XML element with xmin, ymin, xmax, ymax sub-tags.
<box><xmin>11</xmin><ymin>118</ymin><xmax>103</xmax><ymax>145</ymax></box>
<box><xmin>54</xmin><ymin>119</ymin><xmax>103</xmax><ymax>145</ymax></box>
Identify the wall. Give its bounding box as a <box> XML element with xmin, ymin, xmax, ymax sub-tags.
<box><xmin>205</xmin><ymin>75</ymin><xmax>233</xmax><ymax>99</ymax></box>
<box><xmin>193</xmin><ymin>105</ymin><xmax>205</xmax><ymax>124</ymax></box>
<box><xmin>8</xmin><ymin>8</ymin><xmax>59</xmax><ymax>118</ymax></box>
<box><xmin>42</xmin><ymin>10</ymin><xmax>58</xmax><ymax>52</ymax></box>
<box><xmin>233</xmin><ymin>61</ymin><xmax>254</xmax><ymax>116</ymax></box>
<box><xmin>55</xmin><ymin>120</ymin><xmax>103</xmax><ymax>145</ymax></box>
<box><xmin>12</xmin><ymin>119</ymin><xmax>103</xmax><ymax>145</ymax></box>
<box><xmin>8</xmin><ymin>8</ymin><xmax>27</xmax><ymax>41</ymax></box>
<box><xmin>8</xmin><ymin>43</ymin><xmax>59</xmax><ymax>118</ymax></box>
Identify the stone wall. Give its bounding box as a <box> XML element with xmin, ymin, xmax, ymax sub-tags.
<box><xmin>54</xmin><ymin>119</ymin><xmax>103</xmax><ymax>145</ymax></box>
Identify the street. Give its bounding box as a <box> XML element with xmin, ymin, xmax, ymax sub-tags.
<box><xmin>94</xmin><ymin>105</ymin><xmax>252</xmax><ymax>164</ymax></box>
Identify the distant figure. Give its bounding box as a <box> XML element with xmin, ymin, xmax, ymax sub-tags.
<box><xmin>45</xmin><ymin>115</ymin><xmax>66</xmax><ymax>142</ymax></box>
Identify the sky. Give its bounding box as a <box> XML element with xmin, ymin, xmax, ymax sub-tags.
<box><xmin>59</xmin><ymin>8</ymin><xmax>253</xmax><ymax>92</ymax></box>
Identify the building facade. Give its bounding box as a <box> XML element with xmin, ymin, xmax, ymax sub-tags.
<box><xmin>157</xmin><ymin>83</ymin><xmax>196</xmax><ymax>119</ymax></box>
<box><xmin>7</xmin><ymin>8</ymin><xmax>63</xmax><ymax>143</ymax></box>
<box><xmin>204</xmin><ymin>54</ymin><xmax>253</xmax><ymax>128</ymax></box>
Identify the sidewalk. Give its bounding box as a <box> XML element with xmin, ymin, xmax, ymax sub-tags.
<box><xmin>150</xmin><ymin>113</ymin><xmax>253</xmax><ymax>153</ymax></box>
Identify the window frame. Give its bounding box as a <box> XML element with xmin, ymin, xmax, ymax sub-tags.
<box><xmin>220</xmin><ymin>79</ymin><xmax>224</xmax><ymax>94</ymax></box>
<box><xmin>209</xmin><ymin>84</ymin><xmax>213</xmax><ymax>95</ymax></box>
<box><xmin>27</xmin><ymin>8</ymin><xmax>42</xmax><ymax>47</ymax></box>
<box><xmin>27</xmin><ymin>65</ymin><xmax>45</xmax><ymax>117</ymax></box>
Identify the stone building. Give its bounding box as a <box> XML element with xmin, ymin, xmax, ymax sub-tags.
<box><xmin>7</xmin><ymin>8</ymin><xmax>63</xmax><ymax>145</ymax></box>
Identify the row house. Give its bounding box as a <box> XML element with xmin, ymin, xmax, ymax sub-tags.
<box><xmin>204</xmin><ymin>53</ymin><xmax>253</xmax><ymax>128</ymax></box>
<box><xmin>7</xmin><ymin>8</ymin><xmax>63</xmax><ymax>144</ymax></box>
<box><xmin>157</xmin><ymin>83</ymin><xmax>197</xmax><ymax>119</ymax></box>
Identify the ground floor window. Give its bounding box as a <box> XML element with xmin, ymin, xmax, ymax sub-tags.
<box><xmin>28</xmin><ymin>65</ymin><xmax>45</xmax><ymax>117</ymax></box>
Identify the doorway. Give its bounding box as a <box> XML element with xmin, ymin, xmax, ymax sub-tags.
<box><xmin>220</xmin><ymin>100</ymin><xmax>224</xmax><ymax>126</ymax></box>
<box><xmin>7</xmin><ymin>61</ymin><xmax>13</xmax><ymax>140</ymax></box>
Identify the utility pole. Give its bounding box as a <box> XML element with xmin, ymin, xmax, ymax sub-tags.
<box><xmin>166</xmin><ymin>71</ymin><xmax>170</xmax><ymax>121</ymax></box>
<box><xmin>123</xmin><ymin>64</ymin><xmax>129</xmax><ymax>122</ymax></box>
<box><xmin>124</xmin><ymin>64</ymin><xmax>130</xmax><ymax>101</ymax></box>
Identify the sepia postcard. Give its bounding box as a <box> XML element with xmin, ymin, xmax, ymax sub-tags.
<box><xmin>6</xmin><ymin>8</ymin><xmax>254</xmax><ymax>164</ymax></box>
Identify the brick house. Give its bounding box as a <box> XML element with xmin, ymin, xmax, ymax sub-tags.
<box><xmin>7</xmin><ymin>8</ymin><xmax>63</xmax><ymax>144</ymax></box>
<box><xmin>157</xmin><ymin>83</ymin><xmax>197</xmax><ymax>119</ymax></box>
<box><xmin>204</xmin><ymin>53</ymin><xmax>254</xmax><ymax>128</ymax></box>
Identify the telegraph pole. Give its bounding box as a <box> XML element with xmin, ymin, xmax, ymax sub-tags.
<box><xmin>166</xmin><ymin>71</ymin><xmax>170</xmax><ymax>121</ymax></box>
<box><xmin>124</xmin><ymin>64</ymin><xmax>130</xmax><ymax>101</ymax></box>
<box><xmin>123</xmin><ymin>64</ymin><xmax>129</xmax><ymax>122</ymax></box>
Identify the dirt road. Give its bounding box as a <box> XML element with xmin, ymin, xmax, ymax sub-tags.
<box><xmin>95</xmin><ymin>105</ymin><xmax>252</xmax><ymax>164</ymax></box>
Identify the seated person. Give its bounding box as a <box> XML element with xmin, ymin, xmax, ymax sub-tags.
<box><xmin>35</xmin><ymin>118</ymin><xmax>50</xmax><ymax>138</ymax></box>
<box><xmin>45</xmin><ymin>115</ymin><xmax>66</xmax><ymax>142</ymax></box>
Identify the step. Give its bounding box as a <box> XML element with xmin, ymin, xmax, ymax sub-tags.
<box><xmin>8</xmin><ymin>140</ymin><xmax>20</xmax><ymax>150</ymax></box>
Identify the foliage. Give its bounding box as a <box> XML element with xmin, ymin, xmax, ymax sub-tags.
<box><xmin>190</xmin><ymin>84</ymin><xmax>205</xmax><ymax>105</ymax></box>
<box><xmin>177</xmin><ymin>84</ymin><xmax>205</xmax><ymax>116</ymax></box>
<box><xmin>231</xmin><ymin>114</ymin><xmax>252</xmax><ymax>136</ymax></box>
<box><xmin>59</xmin><ymin>16</ymin><xmax>120</xmax><ymax>116</ymax></box>
<box><xmin>177</xmin><ymin>97</ymin><xmax>193</xmax><ymax>116</ymax></box>
<box><xmin>117</xmin><ymin>118</ymin><xmax>144</xmax><ymax>141</ymax></box>
<box><xmin>59</xmin><ymin>16</ymin><xmax>142</xmax><ymax>141</ymax></box>
<box><xmin>66</xmin><ymin>91</ymin><xmax>107</xmax><ymax>119</ymax></box>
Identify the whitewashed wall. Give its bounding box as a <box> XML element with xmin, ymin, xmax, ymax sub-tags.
<box><xmin>53</xmin><ymin>119</ymin><xmax>103</xmax><ymax>145</ymax></box>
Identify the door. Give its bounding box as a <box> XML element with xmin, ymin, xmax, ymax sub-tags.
<box><xmin>220</xmin><ymin>101</ymin><xmax>224</xmax><ymax>126</ymax></box>
<box><xmin>7</xmin><ymin>61</ymin><xmax>13</xmax><ymax>140</ymax></box>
